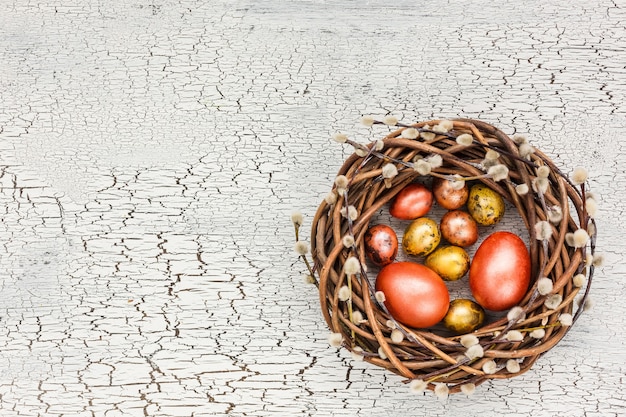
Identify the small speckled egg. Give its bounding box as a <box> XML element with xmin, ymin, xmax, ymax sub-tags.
<box><xmin>467</xmin><ymin>184</ymin><xmax>505</xmax><ymax>226</ymax></box>
<box><xmin>432</xmin><ymin>177</ymin><xmax>469</xmax><ymax>210</ymax></box>
<box><xmin>440</xmin><ymin>210</ymin><xmax>479</xmax><ymax>247</ymax></box>
<box><xmin>364</xmin><ymin>224</ymin><xmax>398</xmax><ymax>266</ymax></box>
<box><xmin>402</xmin><ymin>217</ymin><xmax>440</xmax><ymax>256</ymax></box>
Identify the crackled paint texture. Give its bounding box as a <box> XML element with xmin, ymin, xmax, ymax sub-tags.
<box><xmin>1</xmin><ymin>0</ymin><xmax>625</xmax><ymax>416</ymax></box>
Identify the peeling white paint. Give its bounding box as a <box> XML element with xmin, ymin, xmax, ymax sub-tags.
<box><xmin>1</xmin><ymin>0</ymin><xmax>625</xmax><ymax>416</ymax></box>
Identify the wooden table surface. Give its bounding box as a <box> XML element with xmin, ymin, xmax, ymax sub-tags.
<box><xmin>1</xmin><ymin>1</ymin><xmax>624</xmax><ymax>415</ymax></box>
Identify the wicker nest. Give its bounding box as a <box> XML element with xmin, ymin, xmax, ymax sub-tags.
<box><xmin>310</xmin><ymin>118</ymin><xmax>597</xmax><ymax>394</ymax></box>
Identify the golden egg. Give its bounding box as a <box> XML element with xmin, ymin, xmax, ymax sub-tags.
<box><xmin>443</xmin><ymin>299</ymin><xmax>486</xmax><ymax>334</ymax></box>
<box><xmin>425</xmin><ymin>245</ymin><xmax>470</xmax><ymax>281</ymax></box>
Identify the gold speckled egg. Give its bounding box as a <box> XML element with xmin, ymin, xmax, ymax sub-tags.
<box><xmin>402</xmin><ymin>217</ymin><xmax>440</xmax><ymax>256</ymax></box>
<box><xmin>467</xmin><ymin>184</ymin><xmax>505</xmax><ymax>226</ymax></box>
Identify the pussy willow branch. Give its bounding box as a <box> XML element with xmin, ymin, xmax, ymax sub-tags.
<box><xmin>572</xmin><ymin>217</ymin><xmax>596</xmax><ymax>325</ymax></box>
<box><xmin>345</xmin><ymin>138</ymin><xmax>483</xmax><ymax>183</ymax></box>
<box><xmin>345</xmin><ymin>139</ymin><xmax>413</xmax><ymax>169</ymax></box>
<box><xmin>373</xmin><ymin>120</ymin><xmax>541</xmax><ymax>170</ymax></box>
<box><xmin>293</xmin><ymin>222</ymin><xmax>318</xmax><ymax>288</ymax></box>
<box><xmin>341</xmin><ymin>192</ymin><xmax>357</xmax><ymax>341</ymax></box>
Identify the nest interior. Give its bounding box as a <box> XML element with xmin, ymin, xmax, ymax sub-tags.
<box><xmin>310</xmin><ymin>118</ymin><xmax>596</xmax><ymax>393</ymax></box>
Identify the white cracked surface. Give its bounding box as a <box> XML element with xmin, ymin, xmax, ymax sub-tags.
<box><xmin>1</xmin><ymin>0</ymin><xmax>625</xmax><ymax>416</ymax></box>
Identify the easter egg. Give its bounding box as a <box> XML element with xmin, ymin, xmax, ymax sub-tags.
<box><xmin>467</xmin><ymin>184</ymin><xmax>505</xmax><ymax>226</ymax></box>
<box><xmin>375</xmin><ymin>262</ymin><xmax>449</xmax><ymax>328</ymax></box>
<box><xmin>443</xmin><ymin>299</ymin><xmax>486</xmax><ymax>334</ymax></box>
<box><xmin>425</xmin><ymin>245</ymin><xmax>470</xmax><ymax>281</ymax></box>
<box><xmin>364</xmin><ymin>224</ymin><xmax>398</xmax><ymax>266</ymax></box>
<box><xmin>389</xmin><ymin>183</ymin><xmax>434</xmax><ymax>220</ymax></box>
<box><xmin>402</xmin><ymin>217</ymin><xmax>440</xmax><ymax>256</ymax></box>
<box><xmin>432</xmin><ymin>177</ymin><xmax>469</xmax><ymax>210</ymax></box>
<box><xmin>469</xmin><ymin>231</ymin><xmax>531</xmax><ymax>311</ymax></box>
<box><xmin>440</xmin><ymin>210</ymin><xmax>479</xmax><ymax>247</ymax></box>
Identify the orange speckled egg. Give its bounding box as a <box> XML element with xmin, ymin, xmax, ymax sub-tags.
<box><xmin>432</xmin><ymin>177</ymin><xmax>469</xmax><ymax>210</ymax></box>
<box><xmin>364</xmin><ymin>224</ymin><xmax>398</xmax><ymax>266</ymax></box>
<box><xmin>440</xmin><ymin>210</ymin><xmax>479</xmax><ymax>247</ymax></box>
